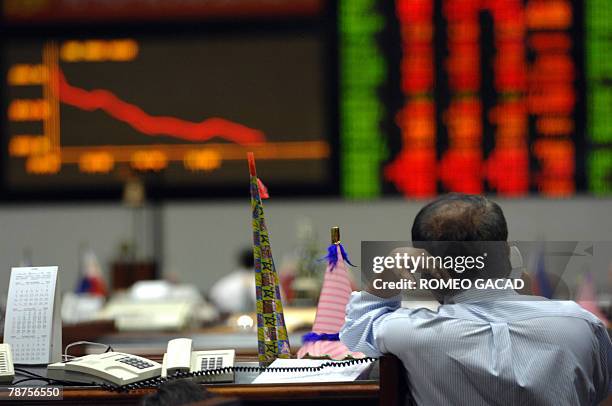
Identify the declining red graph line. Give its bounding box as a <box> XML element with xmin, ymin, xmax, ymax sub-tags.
<box><xmin>56</xmin><ymin>69</ymin><xmax>265</xmax><ymax>145</ymax></box>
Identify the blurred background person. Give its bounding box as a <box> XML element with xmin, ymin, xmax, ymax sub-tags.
<box><xmin>209</xmin><ymin>248</ymin><xmax>255</xmax><ymax>315</ymax></box>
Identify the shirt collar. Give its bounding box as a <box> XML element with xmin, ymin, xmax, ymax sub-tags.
<box><xmin>443</xmin><ymin>281</ymin><xmax>519</xmax><ymax>304</ymax></box>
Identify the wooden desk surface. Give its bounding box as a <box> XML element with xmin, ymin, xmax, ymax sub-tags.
<box><xmin>8</xmin><ymin>322</ymin><xmax>385</xmax><ymax>405</ymax></box>
<box><xmin>0</xmin><ymin>381</ymin><xmax>379</xmax><ymax>406</ymax></box>
<box><xmin>49</xmin><ymin>381</ymin><xmax>379</xmax><ymax>405</ymax></box>
<box><xmin>0</xmin><ymin>359</ymin><xmax>381</xmax><ymax>406</ymax></box>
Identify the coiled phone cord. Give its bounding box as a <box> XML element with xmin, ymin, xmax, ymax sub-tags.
<box><xmin>100</xmin><ymin>357</ymin><xmax>378</xmax><ymax>392</ymax></box>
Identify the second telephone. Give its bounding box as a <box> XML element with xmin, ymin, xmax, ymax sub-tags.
<box><xmin>162</xmin><ymin>338</ymin><xmax>235</xmax><ymax>383</ymax></box>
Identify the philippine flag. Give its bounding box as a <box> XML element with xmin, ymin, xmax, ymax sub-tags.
<box><xmin>75</xmin><ymin>248</ymin><xmax>107</xmax><ymax>297</ymax></box>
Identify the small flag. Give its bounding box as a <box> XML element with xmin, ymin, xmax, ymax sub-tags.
<box><xmin>532</xmin><ymin>247</ymin><xmax>554</xmax><ymax>298</ymax></box>
<box><xmin>577</xmin><ymin>273</ymin><xmax>609</xmax><ymax>326</ymax></box>
<box><xmin>257</xmin><ymin>178</ymin><xmax>269</xmax><ymax>199</ymax></box>
<box><xmin>75</xmin><ymin>248</ymin><xmax>107</xmax><ymax>297</ymax></box>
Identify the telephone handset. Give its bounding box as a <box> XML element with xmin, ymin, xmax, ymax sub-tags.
<box><xmin>162</xmin><ymin>338</ymin><xmax>235</xmax><ymax>383</ymax></box>
<box><xmin>47</xmin><ymin>352</ymin><xmax>162</xmax><ymax>386</ymax></box>
<box><xmin>0</xmin><ymin>343</ymin><xmax>15</xmax><ymax>383</ymax></box>
<box><xmin>163</xmin><ymin>338</ymin><xmax>193</xmax><ymax>375</ymax></box>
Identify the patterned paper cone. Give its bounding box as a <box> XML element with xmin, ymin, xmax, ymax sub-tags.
<box><xmin>248</xmin><ymin>152</ymin><xmax>291</xmax><ymax>366</ymax></box>
<box><xmin>297</xmin><ymin>243</ymin><xmax>365</xmax><ymax>360</ymax></box>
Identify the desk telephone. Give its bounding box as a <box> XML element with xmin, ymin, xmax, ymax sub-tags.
<box><xmin>162</xmin><ymin>338</ymin><xmax>235</xmax><ymax>383</ymax></box>
<box><xmin>47</xmin><ymin>352</ymin><xmax>162</xmax><ymax>386</ymax></box>
<box><xmin>46</xmin><ymin>338</ymin><xmax>235</xmax><ymax>387</ymax></box>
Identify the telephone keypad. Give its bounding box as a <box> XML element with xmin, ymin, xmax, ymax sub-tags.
<box><xmin>117</xmin><ymin>356</ymin><xmax>155</xmax><ymax>369</ymax></box>
<box><xmin>201</xmin><ymin>356</ymin><xmax>224</xmax><ymax>370</ymax></box>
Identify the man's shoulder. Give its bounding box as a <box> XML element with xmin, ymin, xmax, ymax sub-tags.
<box><xmin>387</xmin><ymin>298</ymin><xmax>605</xmax><ymax>327</ymax></box>
<box><xmin>466</xmin><ymin>298</ymin><xmax>606</xmax><ymax>327</ymax></box>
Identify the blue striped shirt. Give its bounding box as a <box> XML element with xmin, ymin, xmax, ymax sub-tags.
<box><xmin>340</xmin><ymin>288</ymin><xmax>612</xmax><ymax>405</ymax></box>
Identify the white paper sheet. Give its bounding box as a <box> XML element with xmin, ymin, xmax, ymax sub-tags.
<box><xmin>3</xmin><ymin>267</ymin><xmax>60</xmax><ymax>364</ymax></box>
<box><xmin>252</xmin><ymin>358</ymin><xmax>373</xmax><ymax>384</ymax></box>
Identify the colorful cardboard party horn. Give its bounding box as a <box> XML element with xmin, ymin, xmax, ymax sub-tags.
<box><xmin>248</xmin><ymin>152</ymin><xmax>291</xmax><ymax>366</ymax></box>
<box><xmin>297</xmin><ymin>226</ymin><xmax>365</xmax><ymax>360</ymax></box>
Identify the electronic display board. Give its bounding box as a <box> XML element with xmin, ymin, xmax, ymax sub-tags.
<box><xmin>4</xmin><ymin>34</ymin><xmax>329</xmax><ymax>195</ymax></box>
<box><xmin>2</xmin><ymin>0</ymin><xmax>611</xmax><ymax>199</ymax></box>
<box><xmin>340</xmin><ymin>0</ymin><xmax>612</xmax><ymax>198</ymax></box>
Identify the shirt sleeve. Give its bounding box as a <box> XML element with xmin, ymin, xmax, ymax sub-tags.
<box><xmin>339</xmin><ymin>291</ymin><xmax>402</xmax><ymax>357</ymax></box>
<box><xmin>592</xmin><ymin>321</ymin><xmax>612</xmax><ymax>401</ymax></box>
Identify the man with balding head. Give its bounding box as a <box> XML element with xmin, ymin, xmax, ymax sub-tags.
<box><xmin>341</xmin><ymin>193</ymin><xmax>611</xmax><ymax>405</ymax></box>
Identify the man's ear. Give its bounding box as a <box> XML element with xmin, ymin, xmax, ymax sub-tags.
<box><xmin>502</xmin><ymin>243</ymin><xmax>518</xmax><ymax>279</ymax></box>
